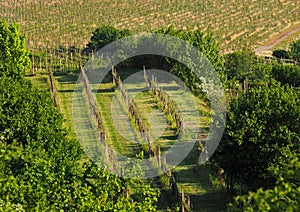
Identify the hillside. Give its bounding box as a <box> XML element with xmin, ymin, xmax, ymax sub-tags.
<box><xmin>1</xmin><ymin>1</ymin><xmax>300</xmax><ymax>210</ymax></box>
<box><xmin>0</xmin><ymin>0</ymin><xmax>299</xmax><ymax>52</ymax></box>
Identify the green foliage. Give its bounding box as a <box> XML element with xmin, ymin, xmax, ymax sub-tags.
<box><xmin>85</xmin><ymin>25</ymin><xmax>131</xmax><ymax>53</ymax></box>
<box><xmin>0</xmin><ymin>78</ymin><xmax>159</xmax><ymax>211</ymax></box>
<box><xmin>0</xmin><ymin>74</ymin><xmax>159</xmax><ymax>211</ymax></box>
<box><xmin>0</xmin><ymin>143</ymin><xmax>160</xmax><ymax>211</ymax></box>
<box><xmin>289</xmin><ymin>39</ymin><xmax>300</xmax><ymax>62</ymax></box>
<box><xmin>85</xmin><ymin>25</ymin><xmax>225</xmax><ymax>96</ymax></box>
<box><xmin>227</xmin><ymin>159</ymin><xmax>300</xmax><ymax>211</ymax></box>
<box><xmin>272</xmin><ymin>63</ymin><xmax>300</xmax><ymax>87</ymax></box>
<box><xmin>0</xmin><ymin>20</ymin><xmax>31</xmax><ymax>77</ymax></box>
<box><xmin>272</xmin><ymin>49</ymin><xmax>290</xmax><ymax>59</ymax></box>
<box><xmin>213</xmin><ymin>81</ymin><xmax>300</xmax><ymax>192</ymax></box>
<box><xmin>157</xmin><ymin>26</ymin><xmax>226</xmax><ymax>95</ymax></box>
<box><xmin>224</xmin><ymin>50</ymin><xmax>258</xmax><ymax>82</ymax></box>
<box><xmin>159</xmin><ymin>174</ymin><xmax>171</xmax><ymax>190</ymax></box>
<box><xmin>0</xmin><ymin>77</ymin><xmax>67</xmax><ymax>149</ymax></box>
<box><xmin>224</xmin><ymin>51</ymin><xmax>274</xmax><ymax>92</ymax></box>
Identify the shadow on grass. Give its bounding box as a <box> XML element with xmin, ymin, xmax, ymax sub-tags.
<box><xmin>53</xmin><ymin>69</ymin><xmax>80</xmax><ymax>76</ymax></box>
<box><xmin>158</xmin><ymin>85</ymin><xmax>181</xmax><ymax>92</ymax></box>
<box><xmin>171</xmin><ymin>143</ymin><xmax>231</xmax><ymax>211</ymax></box>
<box><xmin>189</xmin><ymin>191</ymin><xmax>229</xmax><ymax>212</ymax></box>
<box><xmin>160</xmin><ymin>134</ymin><xmax>178</xmax><ymax>140</ymax></box>
<box><xmin>127</xmin><ymin>87</ymin><xmax>149</xmax><ymax>92</ymax></box>
<box><xmin>35</xmin><ymin>76</ymin><xmax>48</xmax><ymax>84</ymax></box>
<box><xmin>93</xmin><ymin>88</ymin><xmax>114</xmax><ymax>93</ymax></box>
<box><xmin>56</xmin><ymin>73</ymin><xmax>79</xmax><ymax>83</ymax></box>
<box><xmin>58</xmin><ymin>89</ymin><xmax>80</xmax><ymax>93</ymax></box>
<box><xmin>125</xmin><ymin>85</ymin><xmax>181</xmax><ymax>93</ymax></box>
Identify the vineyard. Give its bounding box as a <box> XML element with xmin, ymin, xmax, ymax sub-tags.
<box><xmin>25</xmin><ymin>63</ymin><xmax>229</xmax><ymax>211</ymax></box>
<box><xmin>0</xmin><ymin>1</ymin><xmax>300</xmax><ymax>211</ymax></box>
<box><xmin>0</xmin><ymin>0</ymin><xmax>299</xmax><ymax>53</ymax></box>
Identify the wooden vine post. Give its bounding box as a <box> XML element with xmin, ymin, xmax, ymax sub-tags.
<box><xmin>31</xmin><ymin>52</ymin><xmax>35</xmax><ymax>75</ymax></box>
<box><xmin>49</xmin><ymin>69</ymin><xmax>59</xmax><ymax>107</ymax></box>
<box><xmin>157</xmin><ymin>146</ymin><xmax>161</xmax><ymax>167</ymax></box>
<box><xmin>181</xmin><ymin>186</ymin><xmax>185</xmax><ymax>212</ymax></box>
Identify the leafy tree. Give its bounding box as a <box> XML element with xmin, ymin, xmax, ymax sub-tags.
<box><xmin>227</xmin><ymin>158</ymin><xmax>300</xmax><ymax>211</ymax></box>
<box><xmin>84</xmin><ymin>25</ymin><xmax>226</xmax><ymax>96</ymax></box>
<box><xmin>0</xmin><ymin>142</ymin><xmax>160</xmax><ymax>211</ymax></box>
<box><xmin>84</xmin><ymin>25</ymin><xmax>131</xmax><ymax>53</ymax></box>
<box><xmin>0</xmin><ymin>20</ymin><xmax>31</xmax><ymax>77</ymax></box>
<box><xmin>0</xmin><ymin>76</ymin><xmax>160</xmax><ymax>211</ymax></box>
<box><xmin>155</xmin><ymin>26</ymin><xmax>226</xmax><ymax>95</ymax></box>
<box><xmin>272</xmin><ymin>63</ymin><xmax>300</xmax><ymax>87</ymax></box>
<box><xmin>272</xmin><ymin>49</ymin><xmax>290</xmax><ymax>60</ymax></box>
<box><xmin>289</xmin><ymin>39</ymin><xmax>300</xmax><ymax>62</ymax></box>
<box><xmin>223</xmin><ymin>51</ymin><xmax>273</xmax><ymax>93</ymax></box>
<box><xmin>0</xmin><ymin>77</ymin><xmax>66</xmax><ymax>148</ymax></box>
<box><xmin>213</xmin><ymin>81</ymin><xmax>300</xmax><ymax>192</ymax></box>
<box><xmin>224</xmin><ymin>50</ymin><xmax>258</xmax><ymax>82</ymax></box>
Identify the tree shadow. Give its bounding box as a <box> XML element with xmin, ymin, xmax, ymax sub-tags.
<box><xmin>56</xmin><ymin>73</ymin><xmax>79</xmax><ymax>83</ymax></box>
<box><xmin>94</xmin><ymin>88</ymin><xmax>114</xmax><ymax>93</ymax></box>
<box><xmin>188</xmin><ymin>191</ymin><xmax>229</xmax><ymax>212</ymax></box>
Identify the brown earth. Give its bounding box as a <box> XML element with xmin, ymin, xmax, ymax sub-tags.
<box><xmin>255</xmin><ymin>23</ymin><xmax>300</xmax><ymax>53</ymax></box>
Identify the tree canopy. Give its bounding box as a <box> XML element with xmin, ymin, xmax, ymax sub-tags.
<box><xmin>84</xmin><ymin>25</ymin><xmax>131</xmax><ymax>53</ymax></box>
<box><xmin>85</xmin><ymin>25</ymin><xmax>226</xmax><ymax>97</ymax></box>
<box><xmin>289</xmin><ymin>39</ymin><xmax>300</xmax><ymax>62</ymax></box>
<box><xmin>271</xmin><ymin>63</ymin><xmax>300</xmax><ymax>87</ymax></box>
<box><xmin>227</xmin><ymin>158</ymin><xmax>300</xmax><ymax>211</ymax></box>
<box><xmin>213</xmin><ymin>81</ymin><xmax>300</xmax><ymax>192</ymax></box>
<box><xmin>0</xmin><ymin>20</ymin><xmax>31</xmax><ymax>77</ymax></box>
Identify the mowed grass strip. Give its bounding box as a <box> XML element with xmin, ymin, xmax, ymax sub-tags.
<box><xmin>54</xmin><ymin>72</ymin><xmax>80</xmax><ymax>139</ymax></box>
<box><xmin>133</xmin><ymin>90</ymin><xmax>178</xmax><ymax>153</ymax></box>
<box><xmin>94</xmin><ymin>82</ymin><xmax>141</xmax><ymax>158</ymax></box>
<box><xmin>26</xmin><ymin>70</ymin><xmax>81</xmax><ymax>140</ymax></box>
<box><xmin>25</xmin><ymin>71</ymin><xmax>50</xmax><ymax>91</ymax></box>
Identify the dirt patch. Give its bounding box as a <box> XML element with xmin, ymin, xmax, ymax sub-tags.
<box><xmin>255</xmin><ymin>23</ymin><xmax>300</xmax><ymax>53</ymax></box>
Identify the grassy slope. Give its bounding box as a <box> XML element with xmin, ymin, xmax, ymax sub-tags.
<box><xmin>94</xmin><ymin>83</ymin><xmax>141</xmax><ymax>157</ymax></box>
<box><xmin>27</xmin><ymin>69</ymin><xmax>229</xmax><ymax>211</ymax></box>
<box><xmin>107</xmin><ymin>68</ymin><xmax>229</xmax><ymax>211</ymax></box>
<box><xmin>53</xmin><ymin>72</ymin><xmax>79</xmax><ymax>139</ymax></box>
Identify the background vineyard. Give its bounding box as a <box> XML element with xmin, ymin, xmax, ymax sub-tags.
<box><xmin>1</xmin><ymin>0</ymin><xmax>299</xmax><ymax>53</ymax></box>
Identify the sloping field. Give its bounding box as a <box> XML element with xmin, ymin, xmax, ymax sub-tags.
<box><xmin>1</xmin><ymin>0</ymin><xmax>299</xmax><ymax>52</ymax></box>
<box><xmin>27</xmin><ymin>68</ymin><xmax>226</xmax><ymax>210</ymax></box>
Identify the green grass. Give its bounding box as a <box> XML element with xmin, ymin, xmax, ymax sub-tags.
<box><xmin>172</xmin><ymin>142</ymin><xmax>230</xmax><ymax>211</ymax></box>
<box><xmin>110</xmin><ymin>68</ymin><xmax>228</xmax><ymax>211</ymax></box>
<box><xmin>131</xmin><ymin>90</ymin><xmax>178</xmax><ymax>152</ymax></box>
<box><xmin>53</xmin><ymin>71</ymin><xmax>80</xmax><ymax>139</ymax></box>
<box><xmin>25</xmin><ymin>71</ymin><xmax>50</xmax><ymax>91</ymax></box>
<box><xmin>25</xmin><ymin>70</ymin><xmax>84</xmax><ymax>147</ymax></box>
<box><xmin>94</xmin><ymin>83</ymin><xmax>141</xmax><ymax>158</ymax></box>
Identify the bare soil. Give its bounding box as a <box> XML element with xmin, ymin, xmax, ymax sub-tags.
<box><xmin>255</xmin><ymin>23</ymin><xmax>300</xmax><ymax>53</ymax></box>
